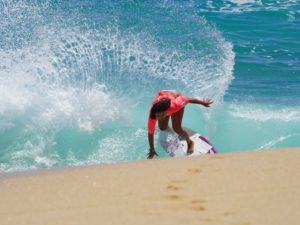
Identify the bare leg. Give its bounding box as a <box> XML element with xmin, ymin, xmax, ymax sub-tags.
<box><xmin>158</xmin><ymin>115</ymin><xmax>170</xmax><ymax>131</ymax></box>
<box><xmin>171</xmin><ymin>108</ymin><xmax>194</xmax><ymax>154</ymax></box>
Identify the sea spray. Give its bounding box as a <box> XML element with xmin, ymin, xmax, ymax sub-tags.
<box><xmin>0</xmin><ymin>0</ymin><xmax>237</xmax><ymax>172</ymax></box>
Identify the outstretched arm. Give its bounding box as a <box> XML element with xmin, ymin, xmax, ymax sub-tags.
<box><xmin>188</xmin><ymin>98</ymin><xmax>213</xmax><ymax>107</ymax></box>
<box><xmin>147</xmin><ymin>132</ymin><xmax>158</xmax><ymax>159</ymax></box>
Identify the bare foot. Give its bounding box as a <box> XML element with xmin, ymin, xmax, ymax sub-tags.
<box><xmin>187</xmin><ymin>140</ymin><xmax>194</xmax><ymax>155</ymax></box>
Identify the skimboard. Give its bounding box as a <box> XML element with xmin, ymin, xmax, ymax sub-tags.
<box><xmin>159</xmin><ymin>127</ymin><xmax>217</xmax><ymax>157</ymax></box>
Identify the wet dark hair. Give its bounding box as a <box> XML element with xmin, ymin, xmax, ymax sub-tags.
<box><xmin>150</xmin><ymin>98</ymin><xmax>171</xmax><ymax>119</ymax></box>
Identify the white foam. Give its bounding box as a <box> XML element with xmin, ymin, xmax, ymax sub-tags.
<box><xmin>6</xmin><ymin>137</ymin><xmax>59</xmax><ymax>172</ymax></box>
<box><xmin>0</xmin><ymin>0</ymin><xmax>236</xmax><ymax>172</ymax></box>
<box><xmin>200</xmin><ymin>0</ymin><xmax>298</xmax><ymax>13</ymax></box>
<box><xmin>88</xmin><ymin>129</ymin><xmax>147</xmax><ymax>164</ymax></box>
<box><xmin>1</xmin><ymin>0</ymin><xmax>235</xmax><ymax>127</ymax></box>
<box><xmin>32</xmin><ymin>85</ymin><xmax>122</xmax><ymax>133</ymax></box>
<box><xmin>229</xmin><ymin>104</ymin><xmax>300</xmax><ymax>122</ymax></box>
<box><xmin>257</xmin><ymin>135</ymin><xmax>292</xmax><ymax>150</ymax></box>
<box><xmin>229</xmin><ymin>0</ymin><xmax>260</xmax><ymax>5</ymax></box>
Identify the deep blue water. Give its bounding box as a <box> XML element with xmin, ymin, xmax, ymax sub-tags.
<box><xmin>0</xmin><ymin>0</ymin><xmax>299</xmax><ymax>173</ymax></box>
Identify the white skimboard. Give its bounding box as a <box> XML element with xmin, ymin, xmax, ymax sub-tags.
<box><xmin>159</xmin><ymin>128</ymin><xmax>217</xmax><ymax>157</ymax></box>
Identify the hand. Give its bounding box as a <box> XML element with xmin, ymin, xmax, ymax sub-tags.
<box><xmin>201</xmin><ymin>98</ymin><xmax>213</xmax><ymax>107</ymax></box>
<box><xmin>147</xmin><ymin>150</ymin><xmax>158</xmax><ymax>159</ymax></box>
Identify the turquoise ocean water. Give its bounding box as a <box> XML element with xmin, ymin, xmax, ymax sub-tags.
<box><xmin>0</xmin><ymin>0</ymin><xmax>299</xmax><ymax>173</ymax></box>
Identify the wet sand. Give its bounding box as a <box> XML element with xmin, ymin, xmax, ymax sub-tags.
<box><xmin>0</xmin><ymin>148</ymin><xmax>299</xmax><ymax>225</ymax></box>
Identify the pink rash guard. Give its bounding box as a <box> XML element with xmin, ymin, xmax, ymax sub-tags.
<box><xmin>148</xmin><ymin>91</ymin><xmax>190</xmax><ymax>134</ymax></box>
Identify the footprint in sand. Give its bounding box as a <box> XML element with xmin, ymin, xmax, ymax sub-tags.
<box><xmin>165</xmin><ymin>180</ymin><xmax>185</xmax><ymax>199</ymax></box>
<box><xmin>190</xmin><ymin>199</ymin><xmax>206</xmax><ymax>212</ymax></box>
<box><xmin>187</xmin><ymin>168</ymin><xmax>202</xmax><ymax>174</ymax></box>
<box><xmin>166</xmin><ymin>184</ymin><xmax>181</xmax><ymax>191</ymax></box>
<box><xmin>191</xmin><ymin>199</ymin><xmax>206</xmax><ymax>204</ymax></box>
<box><xmin>191</xmin><ymin>205</ymin><xmax>206</xmax><ymax>211</ymax></box>
<box><xmin>164</xmin><ymin>194</ymin><xmax>184</xmax><ymax>200</ymax></box>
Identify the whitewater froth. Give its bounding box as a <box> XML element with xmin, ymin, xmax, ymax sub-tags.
<box><xmin>0</xmin><ymin>0</ymin><xmax>235</xmax><ymax>172</ymax></box>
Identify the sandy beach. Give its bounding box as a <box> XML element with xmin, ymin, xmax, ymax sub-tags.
<box><xmin>0</xmin><ymin>148</ymin><xmax>299</xmax><ymax>225</ymax></box>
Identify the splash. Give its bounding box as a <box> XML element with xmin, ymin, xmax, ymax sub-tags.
<box><xmin>0</xmin><ymin>0</ymin><xmax>235</xmax><ymax>172</ymax></box>
<box><xmin>197</xmin><ymin>0</ymin><xmax>299</xmax><ymax>13</ymax></box>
